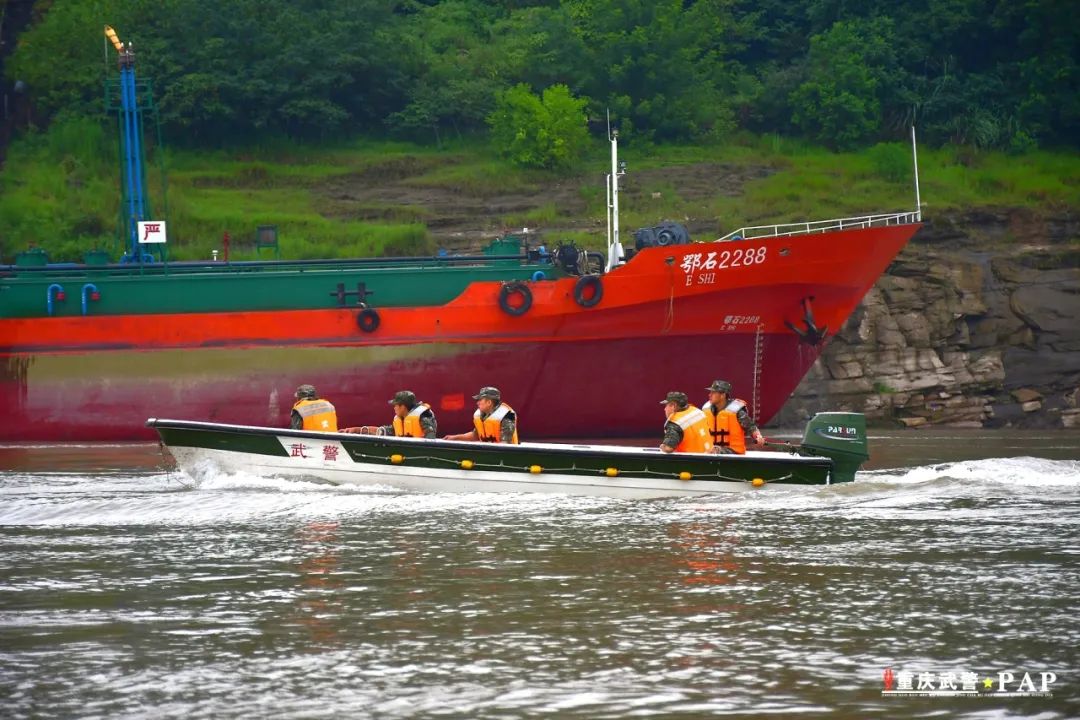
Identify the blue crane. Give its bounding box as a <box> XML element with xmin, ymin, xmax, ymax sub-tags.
<box><xmin>104</xmin><ymin>25</ymin><xmax>161</xmax><ymax>263</ymax></box>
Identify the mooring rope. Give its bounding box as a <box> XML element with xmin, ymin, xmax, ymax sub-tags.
<box><xmin>343</xmin><ymin>448</ymin><xmax>790</xmax><ymax>483</ymax></box>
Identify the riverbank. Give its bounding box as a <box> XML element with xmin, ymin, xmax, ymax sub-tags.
<box><xmin>778</xmin><ymin>206</ymin><xmax>1080</xmax><ymax>430</ymax></box>
<box><xmin>2</xmin><ymin>121</ymin><xmax>1077</xmax><ymax>262</ymax></box>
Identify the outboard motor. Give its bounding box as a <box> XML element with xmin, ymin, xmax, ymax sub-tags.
<box><xmin>633</xmin><ymin>221</ymin><xmax>691</xmax><ymax>250</ymax></box>
<box><xmin>799</xmin><ymin>412</ymin><xmax>869</xmax><ymax>483</ymax></box>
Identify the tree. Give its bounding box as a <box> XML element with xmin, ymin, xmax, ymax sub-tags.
<box><xmin>5</xmin><ymin>0</ymin><xmax>134</xmax><ymax>122</ymax></box>
<box><xmin>563</xmin><ymin>0</ymin><xmax>743</xmax><ymax>142</ymax></box>
<box><xmin>487</xmin><ymin>83</ymin><xmax>588</xmax><ymax>169</ymax></box>
<box><xmin>386</xmin><ymin>1</ymin><xmax>507</xmax><ymax>143</ymax></box>
<box><xmin>790</xmin><ymin>17</ymin><xmax>898</xmax><ymax>148</ymax></box>
<box><xmin>6</xmin><ymin>0</ymin><xmax>403</xmax><ymax>143</ymax></box>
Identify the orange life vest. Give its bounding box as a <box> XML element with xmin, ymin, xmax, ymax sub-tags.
<box><xmin>668</xmin><ymin>405</ymin><xmax>713</xmax><ymax>453</ymax></box>
<box><xmin>392</xmin><ymin>403</ymin><xmax>432</xmax><ymax>438</ymax></box>
<box><xmin>292</xmin><ymin>398</ymin><xmax>338</xmax><ymax>432</ymax></box>
<box><xmin>473</xmin><ymin>403</ymin><xmax>519</xmax><ymax>444</ymax></box>
<box><xmin>703</xmin><ymin>399</ymin><xmax>747</xmax><ymax>454</ymax></box>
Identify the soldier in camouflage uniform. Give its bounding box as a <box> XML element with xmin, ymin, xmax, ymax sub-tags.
<box><xmin>290</xmin><ymin>384</ymin><xmax>337</xmax><ymax>431</ymax></box>
<box><xmin>659</xmin><ymin>391</ymin><xmax>712</xmax><ymax>453</ymax></box>
<box><xmin>660</xmin><ymin>392</ymin><xmax>689</xmax><ymax>451</ymax></box>
<box><xmin>444</xmin><ymin>386</ymin><xmax>518</xmax><ymax>443</ymax></box>
<box><xmin>702</xmin><ymin>379</ymin><xmax>764</xmax><ymax>454</ymax></box>
<box><xmin>342</xmin><ymin>390</ymin><xmax>437</xmax><ymax>438</ymax></box>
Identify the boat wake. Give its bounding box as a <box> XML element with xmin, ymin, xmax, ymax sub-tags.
<box><xmin>859</xmin><ymin>456</ymin><xmax>1080</xmax><ymax>487</ymax></box>
<box><xmin>176</xmin><ymin>457</ymin><xmax>391</xmax><ymax>494</ymax></box>
<box><xmin>2</xmin><ymin>455</ymin><xmax>1076</xmax><ymax>527</ymax></box>
<box><xmin>670</xmin><ymin>456</ymin><xmax>1080</xmax><ymax>516</ymax></box>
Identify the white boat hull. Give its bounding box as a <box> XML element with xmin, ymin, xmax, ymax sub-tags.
<box><xmin>169</xmin><ymin>445</ymin><xmax>773</xmax><ymax>499</ymax></box>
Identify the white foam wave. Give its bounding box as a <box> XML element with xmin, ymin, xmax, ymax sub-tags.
<box><xmin>859</xmin><ymin>456</ymin><xmax>1080</xmax><ymax>487</ymax></box>
<box><xmin>664</xmin><ymin>457</ymin><xmax>1080</xmax><ymax>516</ymax></box>
<box><xmin>0</xmin><ymin>473</ymin><xmax>175</xmax><ymax>495</ymax></box>
<box><xmin>4</xmin><ymin>455</ymin><xmax>1076</xmax><ymax>527</ymax></box>
<box><xmin>180</xmin><ymin>464</ymin><xmax>379</xmax><ymax>494</ymax></box>
<box><xmin>0</xmin><ymin>461</ymin><xmax>616</xmax><ymax>526</ymax></box>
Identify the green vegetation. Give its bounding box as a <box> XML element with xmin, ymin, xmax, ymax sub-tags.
<box><xmin>488</xmin><ymin>84</ymin><xmax>590</xmax><ymax>169</ymax></box>
<box><xmin>5</xmin><ymin>0</ymin><xmax>1076</xmax><ymax>151</ymax></box>
<box><xmin>2</xmin><ymin>118</ymin><xmax>1077</xmax><ymax>263</ymax></box>
<box><xmin>0</xmin><ymin>117</ymin><xmax>119</xmax><ymax>262</ymax></box>
<box><xmin>2</xmin><ymin>0</ymin><xmax>1076</xmax><ymax>261</ymax></box>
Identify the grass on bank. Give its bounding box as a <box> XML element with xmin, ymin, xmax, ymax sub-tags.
<box><xmin>1</xmin><ymin>116</ymin><xmax>1077</xmax><ymax>263</ymax></box>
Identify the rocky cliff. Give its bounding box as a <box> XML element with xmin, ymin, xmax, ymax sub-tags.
<box><xmin>776</xmin><ymin>207</ymin><xmax>1080</xmax><ymax>429</ymax></box>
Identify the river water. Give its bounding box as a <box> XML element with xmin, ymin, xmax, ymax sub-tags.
<box><xmin>1</xmin><ymin>430</ymin><xmax>1078</xmax><ymax>719</ymax></box>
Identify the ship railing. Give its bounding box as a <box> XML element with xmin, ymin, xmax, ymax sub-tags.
<box><xmin>0</xmin><ymin>252</ymin><xmax>536</xmax><ymax>277</ymax></box>
<box><xmin>716</xmin><ymin>211</ymin><xmax>920</xmax><ymax>242</ymax></box>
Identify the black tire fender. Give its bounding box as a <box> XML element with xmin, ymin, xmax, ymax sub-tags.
<box><xmin>357</xmin><ymin>307</ymin><xmax>381</xmax><ymax>332</ymax></box>
<box><xmin>498</xmin><ymin>281</ymin><xmax>533</xmax><ymax>316</ymax></box>
<box><xmin>573</xmin><ymin>274</ymin><xmax>603</xmax><ymax>308</ymax></box>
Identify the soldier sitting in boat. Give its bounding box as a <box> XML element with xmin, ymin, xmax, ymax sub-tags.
<box><xmin>659</xmin><ymin>391</ymin><xmax>713</xmax><ymax>453</ymax></box>
<box><xmin>290</xmin><ymin>384</ymin><xmax>338</xmax><ymax>432</ymax></box>
<box><xmin>342</xmin><ymin>390</ymin><xmax>437</xmax><ymax>438</ymax></box>
<box><xmin>702</xmin><ymin>379</ymin><xmax>764</xmax><ymax>455</ymax></box>
<box><xmin>444</xmin><ymin>386</ymin><xmax>519</xmax><ymax>444</ymax></box>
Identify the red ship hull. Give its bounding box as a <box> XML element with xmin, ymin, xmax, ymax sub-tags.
<box><xmin>0</xmin><ymin>223</ymin><xmax>918</xmax><ymax>441</ymax></box>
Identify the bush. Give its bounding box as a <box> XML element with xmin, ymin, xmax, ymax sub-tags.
<box><xmin>790</xmin><ymin>18</ymin><xmax>897</xmax><ymax>149</ymax></box>
<box><xmin>867</xmin><ymin>142</ymin><xmax>911</xmax><ymax>183</ymax></box>
<box><xmin>0</xmin><ymin>117</ymin><xmax>119</xmax><ymax>262</ymax></box>
<box><xmin>1008</xmin><ymin>130</ymin><xmax>1038</xmax><ymax>155</ymax></box>
<box><xmin>487</xmin><ymin>84</ymin><xmax>589</xmax><ymax>170</ymax></box>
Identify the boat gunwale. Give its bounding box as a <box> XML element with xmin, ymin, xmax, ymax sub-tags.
<box><xmin>146</xmin><ymin>417</ymin><xmax>833</xmax><ymax>468</ymax></box>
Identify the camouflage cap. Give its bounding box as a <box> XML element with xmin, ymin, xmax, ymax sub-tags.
<box><xmin>706</xmin><ymin>379</ymin><xmax>733</xmax><ymax>394</ymax></box>
<box><xmin>660</xmin><ymin>391</ymin><xmax>689</xmax><ymax>408</ymax></box>
<box><xmin>472</xmin><ymin>386</ymin><xmax>502</xmax><ymax>401</ymax></box>
<box><xmin>295</xmin><ymin>384</ymin><xmax>318</xmax><ymax>400</ymax></box>
<box><xmin>388</xmin><ymin>390</ymin><xmax>417</xmax><ymax>407</ymax></box>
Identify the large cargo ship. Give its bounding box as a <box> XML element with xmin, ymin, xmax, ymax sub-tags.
<box><xmin>0</xmin><ymin>205</ymin><xmax>919</xmax><ymax>441</ymax></box>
